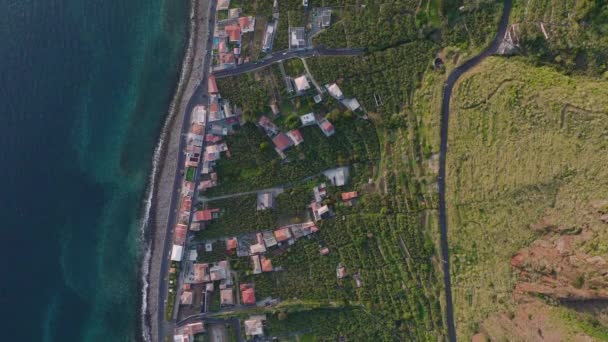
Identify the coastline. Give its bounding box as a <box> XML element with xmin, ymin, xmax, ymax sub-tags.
<box><xmin>141</xmin><ymin>0</ymin><xmax>211</xmax><ymax>341</ymax></box>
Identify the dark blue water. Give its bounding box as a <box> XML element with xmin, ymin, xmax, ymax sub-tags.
<box><xmin>0</xmin><ymin>0</ymin><xmax>187</xmax><ymax>340</ymax></box>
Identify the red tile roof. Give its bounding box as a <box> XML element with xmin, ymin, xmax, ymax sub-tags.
<box><xmin>226</xmin><ymin>238</ymin><xmax>238</xmax><ymax>251</ymax></box>
<box><xmin>219</xmin><ymin>52</ymin><xmax>235</xmax><ymax>65</ymax></box>
<box><xmin>272</xmin><ymin>132</ymin><xmax>293</xmax><ymax>152</ymax></box>
<box><xmin>225</xmin><ymin>25</ymin><xmax>241</xmax><ymax>42</ymax></box>
<box><xmin>240</xmin><ymin>284</ymin><xmax>256</xmax><ymax>305</ymax></box>
<box><xmin>210</xmin><ymin>102</ymin><xmax>219</xmax><ymax>113</ymax></box>
<box><xmin>180</xmin><ymin>197</ymin><xmax>192</xmax><ymax>212</ymax></box>
<box><xmin>274</xmin><ymin>227</ymin><xmax>292</xmax><ymax>242</ymax></box>
<box><xmin>190</xmin><ymin>123</ymin><xmax>204</xmax><ymax>135</ymax></box>
<box><xmin>174</xmin><ymin>224</ymin><xmax>187</xmax><ymax>245</ymax></box>
<box><xmin>194</xmin><ymin>208</ymin><xmax>219</xmax><ymax>222</ymax></box>
<box><xmin>341</xmin><ymin>191</ymin><xmax>358</xmax><ymax>201</ymax></box>
<box><xmin>321</xmin><ymin>120</ymin><xmax>334</xmax><ymax>132</ymax></box>
<box><xmin>208</xmin><ymin>75</ymin><xmax>218</xmax><ymax>94</ymax></box>
<box><xmin>287</xmin><ymin>129</ymin><xmax>304</xmax><ymax>145</ymax></box>
<box><xmin>260</xmin><ymin>256</ymin><xmax>273</xmax><ymax>272</ymax></box>
<box><xmin>238</xmin><ymin>16</ymin><xmax>249</xmax><ymax>29</ymax></box>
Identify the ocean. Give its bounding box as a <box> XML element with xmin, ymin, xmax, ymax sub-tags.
<box><xmin>0</xmin><ymin>0</ymin><xmax>187</xmax><ymax>341</ymax></box>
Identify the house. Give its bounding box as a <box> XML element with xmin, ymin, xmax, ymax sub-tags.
<box><xmin>251</xmin><ymin>255</ymin><xmax>262</xmax><ymax>274</ymax></box>
<box><xmin>262</xmin><ymin>230</ymin><xmax>278</xmax><ymax>248</ymax></box>
<box><xmin>313</xmin><ymin>183</ymin><xmax>327</xmax><ymax>202</ymax></box>
<box><xmin>320</xmin><ymin>247</ymin><xmax>330</xmax><ymax>255</ymax></box>
<box><xmin>189</xmin><ymin>249</ymin><xmax>198</xmax><ymax>261</ymax></box>
<box><xmin>287</xmin><ymin>129</ymin><xmax>304</xmax><ymax>146</ymax></box>
<box><xmin>180</xmin><ymin>197</ymin><xmax>192</xmax><ymax>212</ymax></box>
<box><xmin>260</xmin><ymin>256</ymin><xmax>273</xmax><ymax>272</ymax></box>
<box><xmin>326</xmin><ymin>83</ymin><xmax>344</xmax><ymax>100</ymax></box>
<box><xmin>208</xmin><ymin>75</ymin><xmax>218</xmax><ymax>94</ymax></box>
<box><xmin>218</xmin><ymin>40</ymin><xmax>228</xmax><ymax>53</ymax></box>
<box><xmin>354</xmin><ymin>273</ymin><xmax>363</xmax><ymax>288</ymax></box>
<box><xmin>209</xmin><ymin>264</ymin><xmax>227</xmax><ymax>281</ymax></box>
<box><xmin>220</xmin><ymin>288</ymin><xmax>234</xmax><ymax>306</ymax></box>
<box><xmin>310</xmin><ymin>201</ymin><xmax>330</xmax><ymax>221</ymax></box>
<box><xmin>240</xmin><ymin>284</ymin><xmax>256</xmax><ymax>305</ymax></box>
<box><xmin>272</xmin><ymin>132</ymin><xmax>293</xmax><ymax>152</ymax></box>
<box><xmin>270</xmin><ymin>102</ymin><xmax>280</xmax><ymax>115</ymax></box>
<box><xmin>228</xmin><ymin>8</ymin><xmax>241</xmax><ymax>19</ymax></box>
<box><xmin>258</xmin><ymin>115</ymin><xmax>278</xmax><ymax>136</ymax></box>
<box><xmin>226</xmin><ymin>237</ymin><xmax>238</xmax><ymax>252</ymax></box>
<box><xmin>300</xmin><ymin>113</ymin><xmax>316</xmax><ymax>126</ymax></box>
<box><xmin>342</xmin><ymin>97</ymin><xmax>361</xmax><ymax>111</ymax></box>
<box><xmin>293</xmin><ymin>75</ymin><xmax>310</xmax><ymax>93</ymax></box>
<box><xmin>225</xmin><ymin>25</ymin><xmax>241</xmax><ymax>43</ymax></box>
<box><xmin>180</xmin><ymin>290</ymin><xmax>193</xmax><ymax>305</ymax></box>
<box><xmin>193</xmin><ymin>208</ymin><xmax>220</xmax><ymax>222</ymax></box>
<box><xmin>318</xmin><ymin>118</ymin><xmax>335</xmax><ymax>136</ymax></box>
<box><xmin>174</xmin><ymin>224</ymin><xmax>188</xmax><ymax>245</ymax></box>
<box><xmin>257</xmin><ymin>192</ymin><xmax>273</xmax><ymax>210</ymax></box>
<box><xmin>193</xmin><ymin>263</ymin><xmax>209</xmax><ymax>283</ymax></box>
<box><xmin>313</xmin><ymin>94</ymin><xmax>323</xmax><ymax>103</ymax></box>
<box><xmin>336</xmin><ymin>263</ymin><xmax>347</xmax><ymax>279</ymax></box>
<box><xmin>321</xmin><ymin>9</ymin><xmax>332</xmax><ymax>27</ymax></box>
<box><xmin>190</xmin><ymin>122</ymin><xmax>204</xmax><ymax>135</ymax></box>
<box><xmin>244</xmin><ymin>315</ymin><xmax>266</xmax><ymax>336</ymax></box>
<box><xmin>341</xmin><ymin>191</ymin><xmax>358</xmax><ymax>205</ymax></box>
<box><xmin>217</xmin><ymin>0</ymin><xmax>230</xmax><ymax>11</ymax></box>
<box><xmin>222</xmin><ymin>101</ymin><xmax>233</xmax><ymax>117</ymax></box>
<box><xmin>171</xmin><ymin>245</ymin><xmax>183</xmax><ymax>262</ymax></box>
<box><xmin>219</xmin><ymin>52</ymin><xmax>236</xmax><ymax>66</ymax></box>
<box><xmin>192</xmin><ymin>105</ymin><xmax>207</xmax><ymax>124</ymax></box>
<box><xmin>238</xmin><ymin>16</ymin><xmax>255</xmax><ymax>33</ymax></box>
<box><xmin>289</xmin><ymin>27</ymin><xmax>306</xmax><ymax>49</ymax></box>
<box><xmin>262</xmin><ymin>22</ymin><xmax>275</xmax><ymax>52</ymax></box>
<box><xmin>249</xmin><ymin>232</ymin><xmax>267</xmax><ymax>254</ymax></box>
<box><xmin>274</xmin><ymin>227</ymin><xmax>292</xmax><ymax>242</ymax></box>
<box><xmin>182</xmin><ymin>322</ymin><xmax>205</xmax><ymax>335</ymax></box>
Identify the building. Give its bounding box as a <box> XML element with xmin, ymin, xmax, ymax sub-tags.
<box><xmin>318</xmin><ymin>118</ymin><xmax>335</xmax><ymax>136</ymax></box>
<box><xmin>274</xmin><ymin>227</ymin><xmax>292</xmax><ymax>242</ymax></box>
<box><xmin>226</xmin><ymin>237</ymin><xmax>238</xmax><ymax>252</ymax></box>
<box><xmin>310</xmin><ymin>201</ymin><xmax>330</xmax><ymax>221</ymax></box>
<box><xmin>208</xmin><ymin>75</ymin><xmax>218</xmax><ymax>94</ymax></box>
<box><xmin>180</xmin><ymin>290</ymin><xmax>193</xmax><ymax>305</ymax></box>
<box><xmin>262</xmin><ymin>230</ymin><xmax>278</xmax><ymax>248</ymax></box>
<box><xmin>193</xmin><ymin>263</ymin><xmax>209</xmax><ymax>283</ymax></box>
<box><xmin>220</xmin><ymin>288</ymin><xmax>234</xmax><ymax>306</ymax></box>
<box><xmin>289</xmin><ymin>27</ymin><xmax>306</xmax><ymax>49</ymax></box>
<box><xmin>225</xmin><ymin>25</ymin><xmax>241</xmax><ymax>43</ymax></box>
<box><xmin>257</xmin><ymin>192</ymin><xmax>273</xmax><ymax>210</ymax></box>
<box><xmin>260</xmin><ymin>256</ymin><xmax>273</xmax><ymax>272</ymax></box>
<box><xmin>321</xmin><ymin>9</ymin><xmax>332</xmax><ymax>27</ymax></box>
<box><xmin>194</xmin><ymin>208</ymin><xmax>220</xmax><ymax>222</ymax></box>
<box><xmin>270</xmin><ymin>102</ymin><xmax>280</xmax><ymax>115</ymax></box>
<box><xmin>287</xmin><ymin>129</ymin><xmax>304</xmax><ymax>146</ymax></box>
<box><xmin>240</xmin><ymin>284</ymin><xmax>256</xmax><ymax>305</ymax></box>
<box><xmin>244</xmin><ymin>315</ymin><xmax>266</xmax><ymax>337</ymax></box>
<box><xmin>341</xmin><ymin>191</ymin><xmax>358</xmax><ymax>205</ymax></box>
<box><xmin>228</xmin><ymin>8</ymin><xmax>241</xmax><ymax>19</ymax></box>
<box><xmin>300</xmin><ymin>113</ymin><xmax>316</xmax><ymax>126</ymax></box>
<box><xmin>293</xmin><ymin>75</ymin><xmax>310</xmax><ymax>93</ymax></box>
<box><xmin>171</xmin><ymin>245</ymin><xmax>183</xmax><ymax>261</ymax></box>
<box><xmin>336</xmin><ymin>263</ymin><xmax>347</xmax><ymax>279</ymax></box>
<box><xmin>239</xmin><ymin>16</ymin><xmax>255</xmax><ymax>33</ymax></box>
<box><xmin>192</xmin><ymin>105</ymin><xmax>207</xmax><ymax>124</ymax></box>
<box><xmin>272</xmin><ymin>132</ymin><xmax>293</xmax><ymax>152</ymax></box>
<box><xmin>326</xmin><ymin>83</ymin><xmax>344</xmax><ymax>100</ymax></box>
<box><xmin>217</xmin><ymin>0</ymin><xmax>230</xmax><ymax>10</ymax></box>
<box><xmin>313</xmin><ymin>94</ymin><xmax>323</xmax><ymax>103</ymax></box>
<box><xmin>174</xmin><ymin>224</ymin><xmax>188</xmax><ymax>245</ymax></box>
<box><xmin>262</xmin><ymin>22</ymin><xmax>275</xmax><ymax>52</ymax></box>
<box><xmin>251</xmin><ymin>255</ymin><xmax>262</xmax><ymax>274</ymax></box>
<box><xmin>320</xmin><ymin>247</ymin><xmax>330</xmax><ymax>255</ymax></box>
<box><xmin>343</xmin><ymin>97</ymin><xmax>361</xmax><ymax>111</ymax></box>
<box><xmin>209</xmin><ymin>263</ymin><xmax>228</xmax><ymax>281</ymax></box>
<box><xmin>258</xmin><ymin>115</ymin><xmax>278</xmax><ymax>136</ymax></box>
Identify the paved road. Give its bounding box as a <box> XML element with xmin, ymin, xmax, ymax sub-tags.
<box><xmin>437</xmin><ymin>1</ymin><xmax>512</xmax><ymax>341</ymax></box>
<box><xmin>213</xmin><ymin>47</ymin><xmax>364</xmax><ymax>78</ymax></box>
<box><xmin>156</xmin><ymin>0</ymin><xmax>216</xmax><ymax>340</ymax></box>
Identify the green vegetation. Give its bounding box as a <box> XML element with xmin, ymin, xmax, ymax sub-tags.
<box><xmin>206</xmin><ymin>116</ymin><xmax>379</xmax><ymax>196</ymax></box>
<box><xmin>282</xmin><ymin>58</ymin><xmax>305</xmax><ymax>77</ymax></box>
<box><xmin>165</xmin><ymin>262</ymin><xmax>180</xmax><ymax>321</ymax></box>
<box><xmin>185</xmin><ymin>167</ymin><xmax>195</xmax><ymax>182</ymax></box>
<box><xmin>196</xmin><ymin>194</ymin><xmax>277</xmax><ymax>239</ymax></box>
<box><xmin>447</xmin><ymin>56</ymin><xmax>608</xmax><ymax>339</ymax></box>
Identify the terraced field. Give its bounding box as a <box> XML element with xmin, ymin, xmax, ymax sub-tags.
<box><xmin>447</xmin><ymin>56</ymin><xmax>608</xmax><ymax>339</ymax></box>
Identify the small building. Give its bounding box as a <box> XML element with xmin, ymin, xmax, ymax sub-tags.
<box><xmin>208</xmin><ymin>75</ymin><xmax>218</xmax><ymax>94</ymax></box>
<box><xmin>193</xmin><ymin>263</ymin><xmax>209</xmax><ymax>283</ymax></box>
<box><xmin>342</xmin><ymin>98</ymin><xmax>361</xmax><ymax>111</ymax></box>
<box><xmin>240</xmin><ymin>284</ymin><xmax>256</xmax><ymax>305</ymax></box>
<box><xmin>262</xmin><ymin>22</ymin><xmax>275</xmax><ymax>52</ymax></box>
<box><xmin>300</xmin><ymin>113</ymin><xmax>316</xmax><ymax>126</ymax></box>
<box><xmin>313</xmin><ymin>94</ymin><xmax>323</xmax><ymax>103</ymax></box>
<box><xmin>260</xmin><ymin>256</ymin><xmax>273</xmax><ymax>272</ymax></box>
<box><xmin>251</xmin><ymin>255</ymin><xmax>262</xmax><ymax>274</ymax></box>
<box><xmin>228</xmin><ymin>8</ymin><xmax>241</xmax><ymax>19</ymax></box>
<box><xmin>257</xmin><ymin>192</ymin><xmax>273</xmax><ymax>210</ymax></box>
<box><xmin>194</xmin><ymin>208</ymin><xmax>220</xmax><ymax>222</ymax></box>
<box><xmin>220</xmin><ymin>288</ymin><xmax>234</xmax><ymax>306</ymax></box>
<box><xmin>272</xmin><ymin>132</ymin><xmax>293</xmax><ymax>152</ymax></box>
<box><xmin>192</xmin><ymin>105</ymin><xmax>207</xmax><ymax>124</ymax></box>
<box><xmin>225</xmin><ymin>25</ymin><xmax>241</xmax><ymax>43</ymax></box>
<box><xmin>318</xmin><ymin>119</ymin><xmax>335</xmax><ymax>137</ymax></box>
<box><xmin>239</xmin><ymin>16</ymin><xmax>255</xmax><ymax>33</ymax></box>
<box><xmin>258</xmin><ymin>115</ymin><xmax>279</xmax><ymax>136</ymax></box>
<box><xmin>180</xmin><ymin>290</ymin><xmax>193</xmax><ymax>305</ymax></box>
<box><xmin>262</xmin><ymin>230</ymin><xmax>278</xmax><ymax>248</ymax></box>
<box><xmin>274</xmin><ymin>227</ymin><xmax>292</xmax><ymax>243</ymax></box>
<box><xmin>326</xmin><ymin>83</ymin><xmax>344</xmax><ymax>100</ymax></box>
<box><xmin>341</xmin><ymin>191</ymin><xmax>358</xmax><ymax>205</ymax></box>
<box><xmin>336</xmin><ymin>263</ymin><xmax>347</xmax><ymax>279</ymax></box>
<box><xmin>310</xmin><ymin>201</ymin><xmax>330</xmax><ymax>221</ymax></box>
<box><xmin>321</xmin><ymin>9</ymin><xmax>332</xmax><ymax>27</ymax></box>
<box><xmin>293</xmin><ymin>75</ymin><xmax>310</xmax><ymax>93</ymax></box>
<box><xmin>174</xmin><ymin>224</ymin><xmax>188</xmax><ymax>245</ymax></box>
<box><xmin>209</xmin><ymin>263</ymin><xmax>228</xmax><ymax>281</ymax></box>
<box><xmin>244</xmin><ymin>315</ymin><xmax>266</xmax><ymax>337</ymax></box>
<box><xmin>226</xmin><ymin>237</ymin><xmax>238</xmax><ymax>252</ymax></box>
<box><xmin>171</xmin><ymin>245</ymin><xmax>183</xmax><ymax>262</ymax></box>
<box><xmin>320</xmin><ymin>247</ymin><xmax>330</xmax><ymax>255</ymax></box>
<box><xmin>217</xmin><ymin>0</ymin><xmax>230</xmax><ymax>11</ymax></box>
<box><xmin>289</xmin><ymin>27</ymin><xmax>306</xmax><ymax>49</ymax></box>
<box><xmin>313</xmin><ymin>183</ymin><xmax>327</xmax><ymax>203</ymax></box>
<box><xmin>270</xmin><ymin>102</ymin><xmax>280</xmax><ymax>115</ymax></box>
<box><xmin>287</xmin><ymin>129</ymin><xmax>304</xmax><ymax>146</ymax></box>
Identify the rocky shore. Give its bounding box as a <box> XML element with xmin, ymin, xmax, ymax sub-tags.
<box><xmin>144</xmin><ymin>0</ymin><xmax>211</xmax><ymax>341</ymax></box>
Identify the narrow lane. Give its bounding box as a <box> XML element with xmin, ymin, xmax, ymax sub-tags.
<box><xmin>438</xmin><ymin>1</ymin><xmax>512</xmax><ymax>340</ymax></box>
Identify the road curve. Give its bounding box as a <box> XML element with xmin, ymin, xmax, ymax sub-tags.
<box><xmin>438</xmin><ymin>1</ymin><xmax>512</xmax><ymax>341</ymax></box>
<box><xmin>213</xmin><ymin>47</ymin><xmax>364</xmax><ymax>78</ymax></box>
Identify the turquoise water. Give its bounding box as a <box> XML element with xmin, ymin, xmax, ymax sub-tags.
<box><xmin>0</xmin><ymin>0</ymin><xmax>187</xmax><ymax>340</ymax></box>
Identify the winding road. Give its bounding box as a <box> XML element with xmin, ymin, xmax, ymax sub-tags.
<box><xmin>438</xmin><ymin>1</ymin><xmax>512</xmax><ymax>340</ymax></box>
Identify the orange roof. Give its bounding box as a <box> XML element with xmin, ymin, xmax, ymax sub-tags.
<box><xmin>191</xmin><ymin>122</ymin><xmax>204</xmax><ymax>135</ymax></box>
<box><xmin>274</xmin><ymin>227</ymin><xmax>292</xmax><ymax>242</ymax></box>
<box><xmin>272</xmin><ymin>132</ymin><xmax>293</xmax><ymax>151</ymax></box>
<box><xmin>193</xmin><ymin>263</ymin><xmax>208</xmax><ymax>283</ymax></box>
<box><xmin>174</xmin><ymin>224</ymin><xmax>188</xmax><ymax>245</ymax></box>
<box><xmin>194</xmin><ymin>208</ymin><xmax>219</xmax><ymax>222</ymax></box>
<box><xmin>210</xmin><ymin>102</ymin><xmax>219</xmax><ymax>113</ymax></box>
<box><xmin>240</xmin><ymin>284</ymin><xmax>256</xmax><ymax>305</ymax></box>
<box><xmin>208</xmin><ymin>75</ymin><xmax>218</xmax><ymax>94</ymax></box>
<box><xmin>260</xmin><ymin>256</ymin><xmax>273</xmax><ymax>272</ymax></box>
<box><xmin>341</xmin><ymin>191</ymin><xmax>358</xmax><ymax>201</ymax></box>
<box><xmin>180</xmin><ymin>197</ymin><xmax>192</xmax><ymax>212</ymax></box>
<box><xmin>321</xmin><ymin>120</ymin><xmax>334</xmax><ymax>132</ymax></box>
<box><xmin>226</xmin><ymin>238</ymin><xmax>238</xmax><ymax>250</ymax></box>
<box><xmin>238</xmin><ymin>16</ymin><xmax>249</xmax><ymax>29</ymax></box>
<box><xmin>219</xmin><ymin>53</ymin><xmax>235</xmax><ymax>64</ymax></box>
<box><xmin>225</xmin><ymin>24</ymin><xmax>241</xmax><ymax>42</ymax></box>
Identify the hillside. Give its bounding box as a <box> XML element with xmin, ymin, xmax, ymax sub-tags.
<box><xmin>447</xmin><ymin>56</ymin><xmax>608</xmax><ymax>340</ymax></box>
